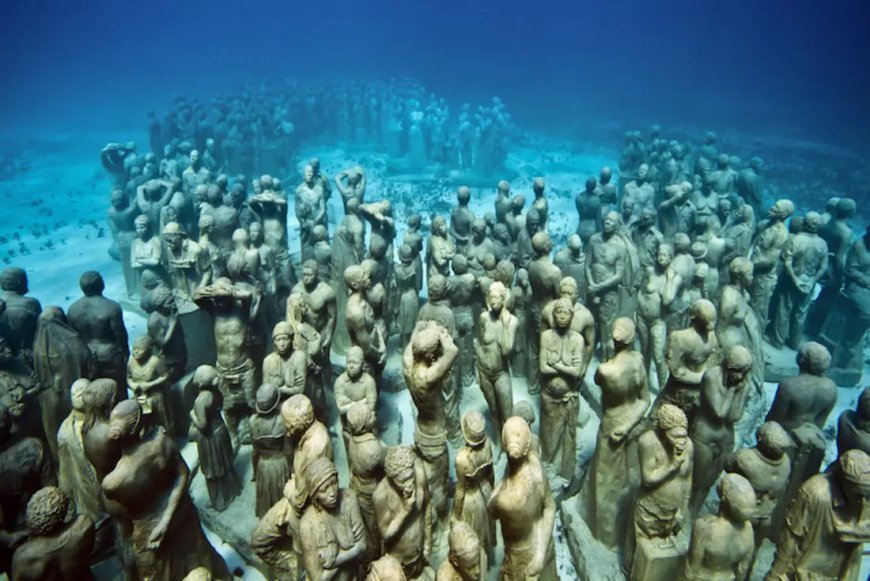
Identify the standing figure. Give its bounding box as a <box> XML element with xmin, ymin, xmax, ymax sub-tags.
<box><xmin>586</xmin><ymin>212</ymin><xmax>628</xmax><ymax>359</ymax></box>
<box><xmin>725</xmin><ymin>421</ymin><xmax>792</xmax><ymax>543</ymax></box>
<box><xmin>717</xmin><ymin>258</ymin><xmax>764</xmax><ymax>398</ymax></box>
<box><xmin>102</xmin><ymin>400</ymin><xmax>229</xmax><ymax>580</ymax></box>
<box><xmin>474</xmin><ymin>282</ymin><xmax>518</xmax><ymax>440</ymax></box>
<box><xmin>249</xmin><ymin>190</ymin><xmax>293</xmax><ymax>302</ymax></box>
<box><xmin>344</xmin><ymin>265</ymin><xmax>386</xmax><ymax>390</ymax></box>
<box><xmin>769</xmin><ymin>212</ymin><xmax>828</xmax><ymax>349</ymax></box>
<box><xmin>827</xmin><ymin>225</ymin><xmax>870</xmax><ymax>385</ymax></box>
<box><xmin>748</xmin><ymin>199</ymin><xmax>793</xmax><ymax>333</ymax></box>
<box><xmin>335</xmin><ymin>166</ymin><xmax>367</xmax><ymax>211</ymax></box>
<box><xmin>297</xmin><ymin>457</ymin><xmax>368</xmax><ymax>581</ymax></box>
<box><xmin>428</xmin><ymin>215</ymin><xmax>455</xmax><ymax>279</ymax></box>
<box><xmin>658</xmin><ymin>299</ymin><xmax>720</xmax><ymax>425</ymax></box>
<box><xmin>261</xmin><ymin>322</ymin><xmax>307</xmax><ymax>400</ymax></box>
<box><xmin>373</xmin><ymin>446</ymin><xmax>432</xmax><ymax>579</ymax></box>
<box><xmin>527</xmin><ymin>232</ymin><xmax>562</xmax><ymax>393</ymax></box>
<box><xmin>488</xmin><ymin>416</ymin><xmax>558</xmax><ymax>581</ymax></box>
<box><xmin>295</xmin><ymin>165</ymin><xmax>327</xmax><ymax>229</ymax></box>
<box><xmin>146</xmin><ymin>286</ymin><xmax>187</xmax><ymax>386</ymax></box>
<box><xmin>632</xmin><ymin>405</ymin><xmax>693</xmax><ymax>579</ymax></box>
<box><xmin>11</xmin><ymin>486</ymin><xmax>95</xmax><ymax>581</ymax></box>
<box><xmin>586</xmin><ymin>318</ymin><xmax>650</xmax><ymax>547</ymax></box>
<box><xmin>57</xmin><ymin>379</ymin><xmax>102</xmax><ymax>523</ymax></box>
<box><xmin>127</xmin><ymin>335</ymin><xmax>174</xmax><ymax>435</ymax></box>
<box><xmin>453</xmin><ymin>411</ymin><xmax>495</xmax><ymax>562</ymax></box>
<box><xmin>188</xmin><ymin>366</ymin><xmax>242</xmax><ymax>512</ymax></box>
<box><xmin>345</xmin><ymin>403</ymin><xmax>385</xmax><ymax>564</ymax></box>
<box><xmin>539</xmin><ymin>298</ymin><xmax>585</xmax><ymax>484</ymax></box>
<box><xmin>553</xmin><ymin>234</ymin><xmax>586</xmax><ymax>303</ymax></box>
<box><xmin>575</xmin><ymin>177</ymin><xmax>602</xmax><ymax>245</ymax></box>
<box><xmin>682</xmin><ymin>474</ymin><xmax>756</xmax><ymax>581</ymax></box>
<box><xmin>130</xmin><ymin>215</ymin><xmax>165</xmax><ymax>295</ymax></box>
<box><xmin>108</xmin><ymin>189</ymin><xmax>140</xmax><ymax>299</ymax></box>
<box><xmin>767</xmin><ymin>450</ymin><xmax>870</xmax><ymax>581</ymax></box>
<box><xmin>395</xmin><ymin>245</ymin><xmax>420</xmax><ymax>350</ymax></box>
<box><xmin>68</xmin><ymin>271</ymin><xmax>129</xmax><ymax>403</ymax></box>
<box><xmin>32</xmin><ymin>306</ymin><xmax>95</xmax><ymax>464</ymax></box>
<box><xmin>250</xmin><ymin>384</ymin><xmax>291</xmax><ymax>518</ymax></box>
<box><xmin>193</xmin><ymin>278</ymin><xmax>259</xmax><ymax>443</ymax></box>
<box><xmin>450</xmin><ymin>186</ymin><xmax>475</xmax><ymax>255</ymax></box>
<box><xmin>637</xmin><ymin>244</ymin><xmax>677</xmax><ymax>391</ymax></box>
<box><xmin>403</xmin><ymin>320</ymin><xmax>459</xmax><ymax>537</ymax></box>
<box><xmin>447</xmin><ymin>255</ymin><xmax>476</xmax><ymax>389</ymax></box>
<box><xmin>838</xmin><ymin>387</ymin><xmax>870</xmax><ymax>457</ymax></box>
<box><xmin>689</xmin><ymin>346</ymin><xmax>752</xmax><ymax>515</ymax></box>
<box><xmin>334</xmin><ymin>346</ymin><xmax>378</xmax><ymax>436</ymax></box>
<box><xmin>161</xmin><ymin>222</ymin><xmax>203</xmax><ymax>309</ymax></box>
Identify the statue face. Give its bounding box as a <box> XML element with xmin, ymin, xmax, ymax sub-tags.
<box><xmin>135</xmin><ymin>221</ymin><xmax>149</xmax><ymax>238</ymax></box>
<box><xmin>131</xmin><ymin>342</ymin><xmax>150</xmax><ymax>361</ymax></box>
<box><xmin>453</xmin><ymin>551</ymin><xmax>481</xmax><ymax>579</ymax></box>
<box><xmin>487</xmin><ymin>289</ymin><xmax>505</xmax><ymax>311</ymax></box>
<box><xmin>274</xmin><ymin>333</ymin><xmax>292</xmax><ymax>356</ymax></box>
<box><xmin>554</xmin><ymin>305</ymin><xmax>572</xmax><ymax>329</ymax></box>
<box><xmin>314</xmin><ymin>475</ymin><xmax>339</xmax><ymax>509</ymax></box>
<box><xmin>71</xmin><ymin>382</ymin><xmax>87</xmax><ymax>412</ymax></box>
<box><xmin>603</xmin><ymin>214</ymin><xmax>619</xmax><ymax>234</ymax></box>
<box><xmin>302</xmin><ymin>266</ymin><xmax>317</xmax><ymax>287</ymax></box>
<box><xmin>249</xmin><ymin>224</ymin><xmax>263</xmax><ymax>244</ymax></box>
<box><xmin>304</xmin><ymin>166</ymin><xmax>314</xmax><ymax>184</ymax></box>
<box><xmin>638</xmin><ymin>165</ymin><xmax>649</xmax><ymax>180</ymax></box>
<box><xmin>346</xmin><ymin>352</ymin><xmax>363</xmax><ymax>378</ymax></box>
<box><xmin>665</xmin><ymin>427</ymin><xmax>688</xmax><ymax>454</ymax></box>
<box><xmin>190</xmin><ymin>150</ymin><xmax>200</xmax><ymax>165</ymax></box>
<box><xmin>725</xmin><ymin>367</ymin><xmax>749</xmax><ymax>386</ymax></box>
<box><xmin>393</xmin><ymin>468</ymin><xmax>416</xmax><ymax>499</ymax></box>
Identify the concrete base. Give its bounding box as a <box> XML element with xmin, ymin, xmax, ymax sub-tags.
<box><xmin>628</xmin><ymin>530</ymin><xmax>689</xmax><ymax>581</ymax></box>
<box><xmin>561</xmin><ymin>496</ymin><xmax>626</xmax><ymax>580</ymax></box>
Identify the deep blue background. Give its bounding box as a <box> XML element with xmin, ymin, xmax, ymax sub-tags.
<box><xmin>2</xmin><ymin>0</ymin><xmax>869</xmax><ymax>147</ymax></box>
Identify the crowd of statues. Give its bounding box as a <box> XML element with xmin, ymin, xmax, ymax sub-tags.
<box><xmin>1</xmin><ymin>122</ymin><xmax>870</xmax><ymax>581</ymax></box>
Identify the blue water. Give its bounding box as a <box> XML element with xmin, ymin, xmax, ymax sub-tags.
<box><xmin>2</xmin><ymin>0</ymin><xmax>869</xmax><ymax>145</ymax></box>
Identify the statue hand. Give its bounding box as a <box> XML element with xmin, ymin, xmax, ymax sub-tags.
<box><xmin>147</xmin><ymin>520</ymin><xmax>168</xmax><ymax>550</ymax></box>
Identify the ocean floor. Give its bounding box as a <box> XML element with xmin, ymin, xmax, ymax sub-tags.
<box><xmin>1</xmin><ymin>125</ymin><xmax>869</xmax><ymax>579</ymax></box>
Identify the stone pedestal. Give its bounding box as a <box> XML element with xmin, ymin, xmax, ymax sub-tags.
<box><xmin>561</xmin><ymin>496</ymin><xmax>626</xmax><ymax>580</ymax></box>
<box><xmin>629</xmin><ymin>531</ymin><xmax>689</xmax><ymax>581</ymax></box>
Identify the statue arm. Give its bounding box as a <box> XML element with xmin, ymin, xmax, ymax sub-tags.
<box><xmin>701</xmin><ymin>372</ymin><xmax>732</xmax><ymax>421</ymax></box>
<box><xmin>364</xmin><ymin>376</ymin><xmax>377</xmax><ymax>414</ymax></box>
<box><xmin>532</xmin><ymin>469</ymin><xmax>557</xmax><ymax>575</ymax></box>
<box><xmin>332</xmin><ymin>493</ymin><xmax>367</xmax><ymax>568</ymax></box>
<box><xmin>334</xmin><ymin>382</ymin><xmax>353</xmax><ymax>415</ymax></box>
<box><xmin>683</xmin><ymin>519</ymin><xmax>709</xmax><ymax>580</ymax></box>
<box><xmin>500</xmin><ymin>312</ymin><xmax>518</xmax><ymax>356</ymax></box>
<box><xmin>149</xmin><ymin>441</ymin><xmax>190</xmax><ymax>549</ymax></box>
<box><xmin>111</xmin><ymin>310</ymin><xmax>130</xmax><ymax>358</ymax></box>
<box><xmin>429</xmin><ymin>328</ymin><xmax>459</xmax><ymax>380</ymax></box>
<box><xmin>639</xmin><ymin>435</ymin><xmax>680</xmax><ymax>487</ymax></box>
<box><xmin>539</xmin><ymin>333</ymin><xmax>558</xmax><ymax>377</ymax></box>
<box><xmin>322</xmin><ymin>291</ymin><xmax>337</xmax><ymax>348</ymax></box>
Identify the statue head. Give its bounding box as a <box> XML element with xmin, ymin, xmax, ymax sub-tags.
<box><xmin>461</xmin><ymin>411</ymin><xmax>487</xmax><ymax>447</ymax></box>
<box><xmin>256</xmin><ymin>384</ymin><xmax>280</xmax><ymax>415</ymax></box>
<box><xmin>690</xmin><ymin>299</ymin><xmax>717</xmax><ymax>331</ymax></box>
<box><xmin>728</xmin><ymin>257</ymin><xmax>753</xmax><ymax>287</ymax></box>
<box><xmin>511</xmin><ymin>399</ymin><xmax>536</xmax><ymax>427</ymax></box>
<box><xmin>796</xmin><ymin>341</ymin><xmax>831</xmax><ymax>375</ymax></box>
<box><xmin>451</xmin><ymin>253</ymin><xmax>468</xmax><ymax>275</ymax></box>
<box><xmin>603</xmin><ymin>211</ymin><xmax>620</xmax><ymax>235</ymax></box>
<box><xmin>567</xmin><ymin>234</ymin><xmax>582</xmax><ymax>254</ymax></box>
<box><xmin>599</xmin><ymin>166</ymin><xmax>612</xmax><ymax>184</ymax></box>
<box><xmin>367</xmin><ymin>555</ymin><xmax>406</xmax><ymax>581</ymax></box>
<box><xmin>369</xmin><ymin>236</ymin><xmax>387</xmax><ymax>260</ymax></box>
<box><xmin>803</xmin><ymin>211</ymin><xmax>822</xmax><ymax>234</ymax></box>
<box><xmin>305</xmin><ymin>457</ymin><xmax>339</xmax><ymax>510</ymax></box>
<box><xmin>838</xmin><ymin>449</ymin><xmax>870</xmax><ymax>506</ymax></box>
<box><xmin>511</xmin><ymin>194</ymin><xmax>526</xmax><ymax>214</ymax></box>
<box><xmin>768</xmin><ymin>199</ymin><xmax>795</xmax><ymax>221</ymax></box>
<box><xmin>70</xmin><ymin>378</ymin><xmax>90</xmax><ymax>413</ymax></box>
<box><xmin>82</xmin><ymin>378</ymin><xmax>118</xmax><ymax>421</ymax></box>
<box><xmin>407</xmin><ymin>212</ymin><xmax>422</xmax><ymax>230</ymax></box>
<box><xmin>637</xmin><ymin>163</ymin><xmax>649</xmax><ymax>181</ymax></box>
<box><xmin>346</xmin><ymin>402</ymin><xmax>375</xmax><ymax>436</ymax></box>
<box><xmin>584</xmin><ymin>177</ymin><xmax>597</xmax><ymax>193</ymax></box>
<box><xmin>432</xmin><ymin>215</ymin><xmax>448</xmax><ymax>236</ymax></box>
<box><xmin>79</xmin><ymin>271</ymin><xmax>105</xmax><ymax>297</ymax></box>
<box><xmin>835</xmin><ymin>197</ymin><xmax>857</xmax><ymax>220</ymax></box>
<box><xmin>189</xmin><ymin>149</ymin><xmax>200</xmax><ymax>167</ymax></box>
<box><xmin>497</xmin><ymin>180</ymin><xmax>510</xmax><ymax>196</ymax></box>
<box><xmin>457</xmin><ymin>185</ymin><xmax>471</xmax><ymax>205</ymax></box>
<box><xmin>531</xmin><ymin>231</ymin><xmax>552</xmax><ymax>256</ymax></box>
<box><xmin>487</xmin><ymin>281</ymin><xmax>509</xmax><ymax>312</ymax></box>
<box><xmin>192</xmin><ymin>364</ymin><xmax>219</xmax><ymax>391</ymax></box>
<box><xmin>345</xmin><ymin>345</ymin><xmax>365</xmax><ymax>380</ymax></box>
<box><xmin>716</xmin><ymin>153</ymin><xmax>730</xmax><ymax>169</ymax></box>
<box><xmin>0</xmin><ymin>267</ymin><xmax>28</xmax><ymax>295</ymax></box>
<box><xmin>427</xmin><ymin>274</ymin><xmax>449</xmax><ymax>301</ymax></box>
<box><xmin>110</xmin><ymin>188</ymin><xmax>127</xmax><ymax>209</ymax></box>
<box><xmin>299</xmin><ymin>260</ymin><xmax>317</xmax><ymax>287</ymax></box>
<box><xmin>552</xmin><ymin>298</ymin><xmax>574</xmax><ymax>330</ymax></box>
<box><xmin>533</xmin><ymin>177</ymin><xmax>545</xmax><ymax>196</ymax></box>
<box><xmin>309</xmin><ymin>157</ymin><xmax>321</xmax><ymax>173</ymax></box>
<box><xmin>756</xmin><ymin>421</ymin><xmax>791</xmax><ymax>460</ymax></box>
<box><xmin>272</xmin><ymin>321</ymin><xmax>294</xmax><ymax>356</ymax></box>
<box><xmin>303</xmin><ymin>164</ymin><xmax>314</xmax><ymax>185</ymax></box>
<box><xmin>312</xmin><ymin>224</ymin><xmax>328</xmax><ymax>243</ymax></box>
<box><xmin>525</xmin><ymin>208</ymin><xmax>541</xmax><ymax>233</ymax></box>
<box><xmin>558</xmin><ymin>276</ymin><xmax>579</xmax><ymax>301</ymax></box>
<box><xmin>826</xmin><ymin>197</ymin><xmax>841</xmax><ymax>213</ymax></box>
<box><xmin>717</xmin><ymin>473</ymin><xmax>756</xmax><ymax>522</ymax></box>
<box><xmin>107</xmin><ymin>399</ymin><xmax>143</xmax><ymax>441</ymax></box>
<box><xmin>131</xmin><ymin>335</ymin><xmax>152</xmax><ymax>363</ymax></box>
<box><xmin>412</xmin><ymin>323</ymin><xmax>442</xmax><ymax>364</ymax></box>
<box><xmin>281</xmin><ymin>394</ymin><xmax>314</xmax><ymax>436</ymax></box>
<box><xmin>471</xmin><ymin>219</ymin><xmax>487</xmax><ymax>240</ymax></box>
<box><xmin>655</xmin><ymin>404</ymin><xmax>688</xmax><ymax>454</ymax></box>
<box><xmin>384</xmin><ymin>446</ymin><xmax>417</xmax><ymax>497</ymax></box>
<box><xmin>344</xmin><ymin>265</ymin><xmax>370</xmax><ymax>293</ymax></box>
<box><xmin>482</xmin><ymin>254</ymin><xmax>497</xmax><ymax>272</ymax></box>
<box><xmin>25</xmin><ymin>486</ymin><xmax>69</xmax><ymax>536</ymax></box>
<box><xmin>749</xmin><ymin>156</ymin><xmax>765</xmax><ymax>172</ymax></box>
<box><xmin>673</xmin><ymin>233</ymin><xmax>691</xmax><ymax>254</ymax></box>
<box><xmin>448</xmin><ymin>521</ymin><xmax>483</xmax><ymax>578</ymax></box>
<box><xmin>724</xmin><ymin>345</ymin><xmax>752</xmax><ymax>385</ymax></box>
<box><xmin>495</xmin><ymin>260</ymin><xmax>515</xmax><ymax>286</ymax></box>
<box><xmin>502</xmin><ymin>416</ymin><xmax>531</xmax><ymax>461</ymax></box>
<box><xmin>612</xmin><ymin>317</ymin><xmax>636</xmax><ymax>349</ymax></box>
<box><xmin>516</xmin><ymin>268</ymin><xmax>529</xmax><ymax>286</ymax></box>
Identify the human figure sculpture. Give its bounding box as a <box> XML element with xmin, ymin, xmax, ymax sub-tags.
<box><xmin>188</xmin><ymin>366</ymin><xmax>242</xmax><ymax>512</ymax></box>
<box><xmin>575</xmin><ymin>176</ymin><xmax>603</xmax><ymax>245</ymax></box>
<box><xmin>637</xmin><ymin>244</ymin><xmax>678</xmax><ymax>391</ymax></box>
<box><xmin>494</xmin><ymin>180</ymin><xmax>512</xmax><ymax>225</ymax></box>
<box><xmin>250</xmin><ymin>383</ymin><xmax>291</xmax><ymax>517</ymax></box>
<box><xmin>436</xmin><ymin>520</ymin><xmax>487</xmax><ymax>581</ymax></box>
<box><xmin>366</xmin><ymin>554</ymin><xmax>407</xmax><ymax>581</ymax></box>
<box><xmin>586</xmin><ymin>212</ymin><xmax>628</xmax><ymax>360</ymax></box>
<box><xmin>509</xmin><ymin>268</ymin><xmax>532</xmax><ymax>377</ymax></box>
<box><xmin>345</xmin><ymin>265</ymin><xmax>386</xmax><ymax>390</ymax></box>
<box><xmin>67</xmin><ymin>271</ymin><xmax>129</xmax><ymax>402</ymax></box>
<box><xmin>827</xmin><ymin>225</ymin><xmax>870</xmax><ymax>385</ymax></box>
<box><xmin>624</xmin><ymin>164</ymin><xmax>656</xmax><ymax>214</ymax></box>
<box><xmin>335</xmin><ymin>166</ymin><xmax>367</xmax><ymax>211</ymax></box>
<box><xmin>199</xmin><ymin>186</ymin><xmax>239</xmax><ymax>254</ymax></box>
<box><xmin>450</xmin><ymin>186</ymin><xmax>475</xmax><ymax>254</ymax></box>
<box><xmin>127</xmin><ymin>335</ymin><xmax>175</xmax><ymax>435</ymax></box>
<box><xmin>748</xmin><ymin>199</ymin><xmax>793</xmax><ymax>333</ymax></box>
<box><xmin>283</xmin><ymin>394</ymin><xmax>334</xmax><ymax>497</ymax></box>
<box><xmin>527</xmin><ymin>231</ymin><xmax>562</xmax><ymax>393</ymax></box>
<box><xmin>539</xmin><ymin>298</ymin><xmax>585</xmax><ymax>484</ymax></box>
<box><xmin>285</xmin><ymin>293</ymin><xmax>325</xmax><ymax>408</ymax></box>
<box><xmin>717</xmin><ymin>257</ymin><xmax>764</xmax><ymax>397</ymax></box>
<box><xmin>427</xmin><ymin>216</ymin><xmax>455</xmax><ymax>279</ymax></box>
<box><xmin>553</xmin><ymin>234</ymin><xmax>587</xmax><ymax>303</ymax></box>
<box><xmin>769</xmin><ymin>211</ymin><xmax>828</xmax><ymax>349</ymax></box>
<box><xmin>295</xmin><ymin>164</ymin><xmax>327</xmax><ymax>230</ymax></box>
<box><xmin>57</xmin><ymin>379</ymin><xmax>102</xmax><ymax>523</ymax></box>
<box><xmin>838</xmin><ymin>387</ymin><xmax>870</xmax><ymax>457</ymax></box>
<box><xmin>725</xmin><ymin>421</ymin><xmax>792</xmax><ymax>543</ymax></box>
<box><xmin>736</xmin><ymin>156</ymin><xmax>765</xmax><ymax>213</ymax></box>
<box><xmin>689</xmin><ymin>346</ymin><xmax>752</xmax><ymax>515</ymax></box>
<box><xmin>395</xmin><ymin>245</ymin><xmax>420</xmax><ymax>350</ymax></box>
<box><xmin>0</xmin><ymin>267</ymin><xmax>42</xmax><ymax>361</ymax></box>
<box><xmin>682</xmin><ymin>473</ymin><xmax>756</xmax><ymax>581</ymax></box>
<box><xmin>297</xmin><ymin>457</ymin><xmax>367</xmax><ymax>581</ymax></box>
<box><xmin>474</xmin><ymin>281</ymin><xmax>518</xmax><ymax>440</ymax></box>
<box><xmin>505</xmin><ymin>195</ymin><xmax>526</xmax><ymax>243</ymax></box>
<box><xmin>345</xmin><ymin>403</ymin><xmax>385</xmax><ymax>564</ymax></box>
<box><xmin>130</xmin><ymin>214</ymin><xmax>165</xmax><ymax>295</ymax></box>
<box><xmin>404</xmin><ymin>320</ymin><xmax>458</xmax><ymax>536</ymax></box>
<box><xmin>447</xmin><ymin>254</ymin><xmax>476</xmax><ymax>389</ymax></box>
<box><xmin>136</xmin><ymin>178</ymin><xmax>174</xmax><ymax>230</ymax></box>
<box><xmin>108</xmin><ymin>189</ymin><xmax>140</xmax><ymax>299</ymax></box>
<box><xmin>11</xmin><ymin>486</ymin><xmax>95</xmax><ymax>581</ymax></box>
<box><xmin>489</xmin><ymin>416</ymin><xmax>558</xmax><ymax>581</ymax></box>
<box><xmin>145</xmin><ymin>286</ymin><xmax>187</xmax><ymax>386</ymax></box>
<box><xmin>453</xmin><ymin>411</ymin><xmax>495</xmax><ymax>562</ymax></box>
<box><xmin>373</xmin><ymin>445</ymin><xmax>432</xmax><ymax>579</ymax></box>
<box><xmin>102</xmin><ymin>400</ymin><xmax>229</xmax><ymax>580</ymax></box>
<box><xmin>516</xmin><ymin>208</ymin><xmax>541</xmax><ymax>268</ymax></box>
<box><xmin>765</xmin><ymin>342</ymin><xmax>837</xmax><ymax>488</ymax></box>
<box><xmin>632</xmin><ymin>404</ymin><xmax>693</xmax><ymax>579</ymax></box>
<box><xmin>262</xmin><ymin>321</ymin><xmax>307</xmax><ymax>401</ymax></box>
<box><xmin>193</xmin><ymin>278</ymin><xmax>259</xmax><ymax>443</ymax></box>
<box><xmin>32</xmin><ymin>306</ymin><xmax>95</xmax><ymax>464</ymax></box>
<box><xmin>586</xmin><ymin>317</ymin><xmax>650</xmax><ymax>547</ymax></box>
<box><xmin>659</xmin><ymin>299</ymin><xmax>720</xmax><ymax>425</ymax></box>
<box><xmin>249</xmin><ymin>189</ymin><xmax>293</xmax><ymax>298</ymax></box>
<box><xmin>181</xmin><ymin>150</ymin><xmax>211</xmax><ymax>196</ymax></box>
<box><xmin>767</xmin><ymin>449</ymin><xmax>870</xmax><ymax>581</ymax></box>
<box><xmin>532</xmin><ymin>176</ymin><xmax>549</xmax><ymax>231</ymax></box>
<box><xmin>334</xmin><ymin>346</ymin><xmax>377</xmax><ymax>436</ymax></box>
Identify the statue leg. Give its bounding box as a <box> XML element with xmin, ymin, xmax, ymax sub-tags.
<box><xmin>494</xmin><ymin>371</ymin><xmax>514</xmax><ymax>444</ymax></box>
<box><xmin>789</xmin><ymin>290</ymin><xmax>812</xmax><ymax>350</ymax></box>
<box><xmin>477</xmin><ymin>368</ymin><xmax>502</xmax><ymax>437</ymax></box>
<box><xmin>651</xmin><ymin>320</ymin><xmax>668</xmax><ymax>392</ymax></box>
